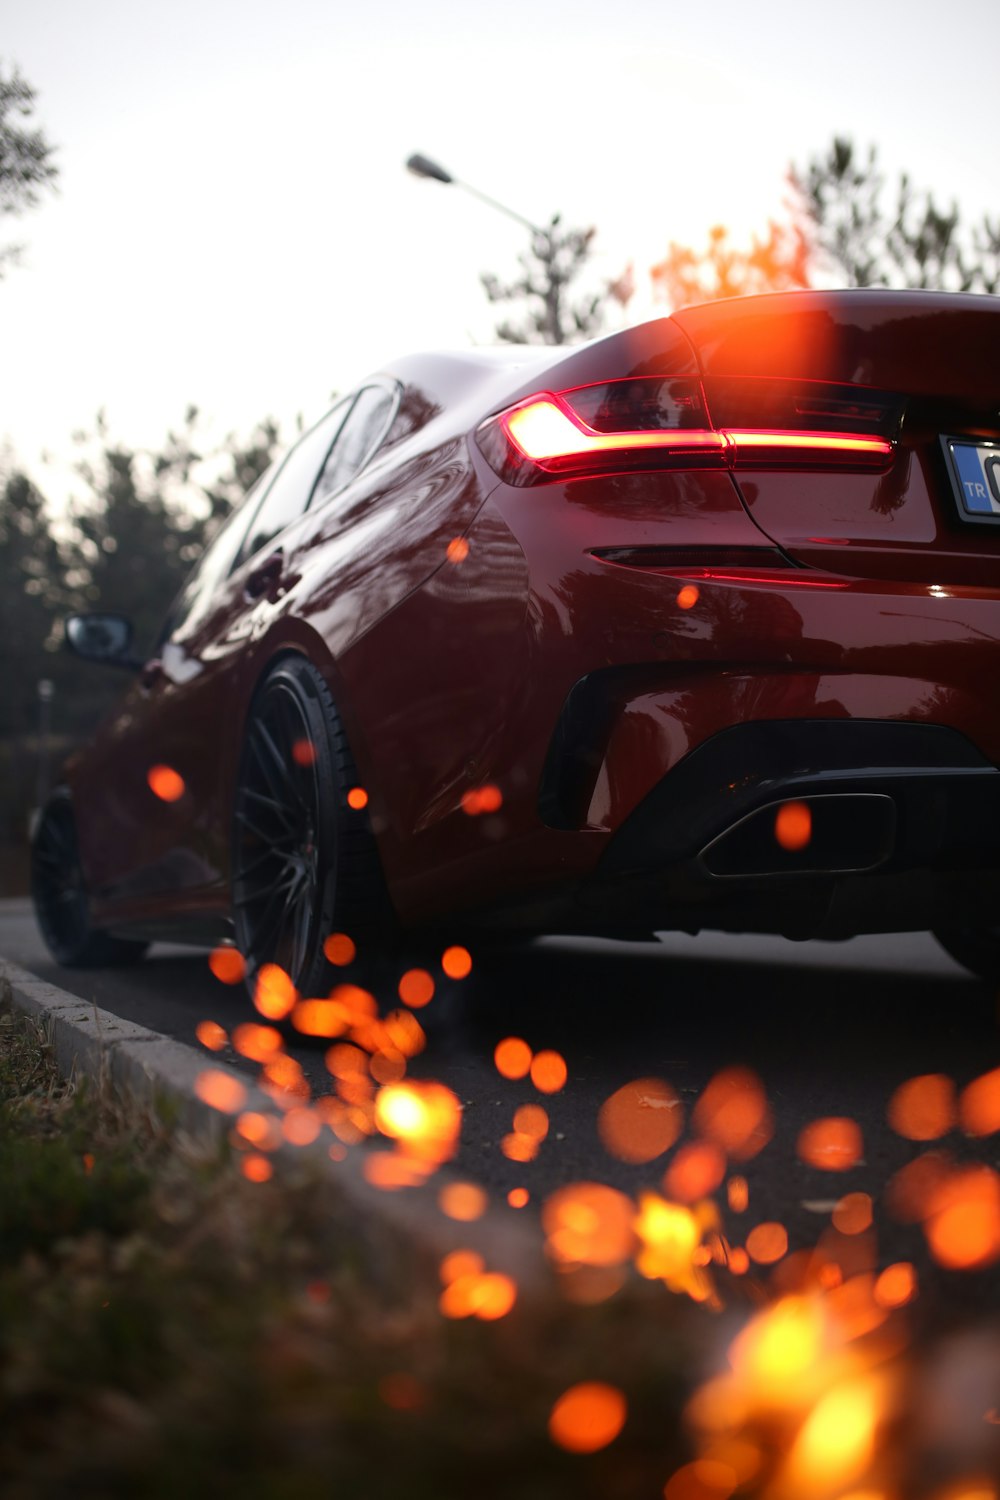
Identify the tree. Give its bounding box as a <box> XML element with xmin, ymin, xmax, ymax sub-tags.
<box><xmin>791</xmin><ymin>137</ymin><xmax>1000</xmax><ymax>292</ymax></box>
<box><xmin>481</xmin><ymin>215</ymin><xmax>633</xmax><ymax>345</ymax></box>
<box><xmin>0</xmin><ymin>62</ymin><xmax>58</xmax><ymax>276</ymax></box>
<box><xmin>651</xmin><ymin>220</ymin><xmax>810</xmax><ymax>309</ymax></box>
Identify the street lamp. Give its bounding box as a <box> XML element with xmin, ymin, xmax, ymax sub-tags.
<box><xmin>405</xmin><ymin>153</ymin><xmax>545</xmax><ymax>239</ymax></box>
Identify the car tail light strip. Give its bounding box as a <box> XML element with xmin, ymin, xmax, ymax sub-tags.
<box><xmin>478</xmin><ymin>386</ymin><xmax>895</xmax><ymax>486</ymax></box>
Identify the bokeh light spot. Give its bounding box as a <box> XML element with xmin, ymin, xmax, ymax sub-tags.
<box><xmin>508</xmin><ymin>1187</ymin><xmax>529</xmax><ymax>1208</ymax></box>
<box><xmin>548</xmin><ymin>1382</ymin><xmax>626</xmax><ymax>1453</ymax></box>
<box><xmin>241</xmin><ymin>1154</ymin><xmax>273</xmax><ymax>1183</ymax></box>
<box><xmin>695</xmin><ymin>1068</ymin><xmax>772</xmax><ymax>1160</ymax></box>
<box><xmin>797</xmin><ymin>1116</ymin><xmax>863</xmax><ymax>1171</ymax></box>
<box><xmin>195</xmin><ymin>1069</ymin><xmax>246</xmax><ymax>1114</ymax></box>
<box><xmin>774</xmin><ymin>799</ymin><xmax>812</xmax><ymax>851</ymax></box>
<box><xmin>208</xmin><ymin>945</ymin><xmax>246</xmax><ymax>984</ymax></box>
<box><xmin>495</xmin><ymin>1036</ymin><xmax>532</xmax><ymax>1079</ymax></box>
<box><xmin>347</xmin><ymin>786</ymin><xmax>368</xmax><ymax>809</ymax></box>
<box><xmin>664</xmin><ymin>1459</ymin><xmax>738</xmax><ymax>1499</ymax></box>
<box><xmin>746</xmin><ymin>1221</ymin><xmax>788</xmax><ymax>1264</ymax></box>
<box><xmin>531</xmin><ymin>1049</ymin><xmax>568</xmax><ymax>1094</ymax></box>
<box><xmin>677</xmin><ymin>584</ymin><xmax>700</xmax><ymax>610</ymax></box>
<box><xmin>664</xmin><ymin>1140</ymin><xmax>726</xmax><ymax>1202</ymax></box>
<box><xmin>888</xmin><ymin>1073</ymin><xmax>957</xmax><ymax>1140</ymax></box>
<box><xmin>599</xmin><ymin>1077</ymin><xmax>683</xmax><ymax>1163</ymax></box>
<box><xmin>873</xmin><ymin>1261</ymin><xmax>917</xmax><ymax>1308</ymax></box>
<box><xmin>446</xmin><ymin>536</ymin><xmax>469</xmax><ymax>563</ymax></box>
<box><xmin>253</xmin><ymin>963</ymin><xmax>297</xmax><ymax>1020</ymax></box>
<box><xmin>441</xmin><ymin>944</ymin><xmax>472</xmax><ymax>979</ymax></box>
<box><xmin>832</xmin><ymin>1192</ymin><xmax>874</xmax><ymax>1235</ymax></box>
<box><xmin>399</xmin><ymin>968</ymin><xmax>435</xmax><ymax>1008</ymax></box>
<box><xmin>147</xmin><ymin>764</ymin><xmax>185</xmax><ymax>802</ymax></box>
<box><xmin>291</xmin><ymin>738</ymin><xmax>316</xmax><ymax>766</ymax></box>
<box><xmin>439</xmin><ymin>1181</ymin><xmax>488</xmax><ymax>1221</ymax></box>
<box><xmin>960</xmin><ymin>1067</ymin><xmax>1000</xmax><ymax>1137</ymax></box>
<box><xmin>195</xmin><ymin>1019</ymin><xmax>227</xmax><ymax>1052</ymax></box>
<box><xmin>323</xmin><ymin>932</ymin><xmax>356</xmax><ymax>966</ymax></box>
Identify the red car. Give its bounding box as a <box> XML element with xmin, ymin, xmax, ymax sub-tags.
<box><xmin>32</xmin><ymin>289</ymin><xmax>1000</xmax><ymax>989</ymax></box>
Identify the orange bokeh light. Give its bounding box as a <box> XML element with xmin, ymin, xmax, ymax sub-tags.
<box><xmin>727</xmin><ymin>1176</ymin><xmax>749</xmax><ymax>1213</ymax></box>
<box><xmin>375</xmin><ymin>1080</ymin><xmax>462</xmax><ymax>1165</ymax></box>
<box><xmin>774</xmin><ymin>799</ymin><xmax>812</xmax><ymax>851</ymax></box>
<box><xmin>291</xmin><ymin>999</ymin><xmax>350</xmax><ymax>1038</ymax></box>
<box><xmin>281</xmin><ymin>1107</ymin><xmax>321</xmax><ymax>1146</ymax></box>
<box><xmin>253</xmin><ymin>963</ymin><xmax>297</xmax><ymax>1020</ymax></box>
<box><xmin>664</xmin><ymin>1459</ymin><xmax>739</xmax><ymax>1500</ymax></box>
<box><xmin>461</xmin><ymin>783</ymin><xmax>503</xmax><ymax>816</ymax></box>
<box><xmin>501</xmin><ymin>1132</ymin><xmax>538</xmax><ymax>1162</ymax></box>
<box><xmin>494</xmin><ymin>1036</ymin><xmax>532</xmax><ymax>1079</ymax></box>
<box><xmin>438</xmin><ymin>1181</ymin><xmax>488</xmax><ymax>1221</ymax></box>
<box><xmin>746</xmin><ymin>1222</ymin><xmax>788</xmax><ymax>1265</ymax></box>
<box><xmin>446</xmin><ymin>536</ymin><xmax>469</xmax><ymax>563</ymax></box>
<box><xmin>598</xmin><ymin>1076</ymin><xmax>683</xmax><ymax>1164</ymax></box>
<box><xmin>543</xmin><ymin>1182</ymin><xmax>635</xmax><ymax>1267</ymax></box>
<box><xmin>513</xmin><ymin>1103</ymin><xmax>549</xmax><ymax>1140</ymax></box>
<box><xmin>664</xmin><ymin>1141</ymin><xmax>726</xmax><ymax>1203</ymax></box>
<box><xmin>147</xmin><ymin>763</ymin><xmax>185</xmax><ymax>802</ymax></box>
<box><xmin>677</xmin><ymin>584</ymin><xmax>700</xmax><ymax>610</ymax></box>
<box><xmin>232</xmin><ymin>1022</ymin><xmax>283</xmax><ymax>1063</ymax></box>
<box><xmin>323</xmin><ymin>932</ymin><xmax>356</xmax><ymax>967</ymax></box>
<box><xmin>960</xmin><ymin>1067</ymin><xmax>1000</xmax><ymax>1137</ymax></box>
<box><xmin>398</xmin><ymin>968</ymin><xmax>435</xmax><ymax>1008</ymax></box>
<box><xmin>873</xmin><ymin>1261</ymin><xmax>917</xmax><ymax>1308</ymax></box>
<box><xmin>887</xmin><ymin>1073</ymin><xmax>957</xmax><ymax>1141</ymax></box>
<box><xmin>441</xmin><ymin>944</ymin><xmax>472</xmax><ymax>979</ymax></box>
<box><xmin>195</xmin><ymin>1019</ymin><xmax>227</xmax><ymax>1052</ymax></box>
<box><xmin>924</xmin><ymin>1165</ymin><xmax>1000</xmax><ymax>1269</ymax></box>
<box><xmin>694</xmin><ymin>1068</ymin><xmax>773</xmax><ymax>1160</ymax></box>
<box><xmin>832</xmin><ymin>1192</ymin><xmax>874</xmax><ymax>1235</ymax></box>
<box><xmin>440</xmin><ymin>1249</ymin><xmax>484</xmax><ymax>1283</ymax></box>
<box><xmin>548</xmin><ymin>1382</ymin><xmax>627</xmax><ymax>1453</ymax></box>
<box><xmin>195</xmin><ymin>1068</ymin><xmax>247</xmax><ymax>1114</ymax></box>
<box><xmin>508</xmin><ymin>1187</ymin><xmax>529</xmax><ymax>1208</ymax></box>
<box><xmin>208</xmin><ymin>946</ymin><xmax>246</xmax><ymax>984</ymax></box>
<box><xmin>235</xmin><ymin>1112</ymin><xmax>282</xmax><ymax>1151</ymax></box>
<box><xmin>797</xmin><ymin>1116</ymin><xmax>863</xmax><ymax>1171</ymax></box>
<box><xmin>347</xmin><ymin>786</ymin><xmax>368</xmax><ymax>810</ymax></box>
<box><xmin>531</xmin><ymin>1049</ymin><xmax>568</xmax><ymax>1094</ymax></box>
<box><xmin>241</xmin><ymin>1154</ymin><xmax>273</xmax><ymax>1183</ymax></box>
<box><xmin>291</xmin><ymin>737</ymin><xmax>316</xmax><ymax>766</ymax></box>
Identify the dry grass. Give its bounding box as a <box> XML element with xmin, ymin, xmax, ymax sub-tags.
<box><xmin>0</xmin><ymin>993</ymin><xmax>699</xmax><ymax>1500</ymax></box>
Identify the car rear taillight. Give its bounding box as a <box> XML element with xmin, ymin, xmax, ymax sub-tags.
<box><xmin>477</xmin><ymin>376</ymin><xmax>896</xmax><ymax>487</ymax></box>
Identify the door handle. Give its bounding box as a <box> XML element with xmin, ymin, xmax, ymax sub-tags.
<box><xmin>245</xmin><ymin>550</ymin><xmax>285</xmax><ymax>602</ymax></box>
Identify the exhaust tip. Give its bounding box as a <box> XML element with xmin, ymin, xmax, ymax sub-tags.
<box><xmin>699</xmin><ymin>793</ymin><xmax>896</xmax><ymax>878</ymax></box>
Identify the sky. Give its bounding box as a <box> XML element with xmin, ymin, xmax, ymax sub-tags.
<box><xmin>3</xmin><ymin>0</ymin><xmax>1000</xmax><ymax>508</ymax></box>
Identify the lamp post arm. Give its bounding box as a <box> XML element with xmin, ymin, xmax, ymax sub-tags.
<box><xmin>451</xmin><ymin>179</ymin><xmax>546</xmax><ymax>239</ymax></box>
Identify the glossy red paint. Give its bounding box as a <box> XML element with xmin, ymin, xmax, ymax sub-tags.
<box><xmin>37</xmin><ymin>290</ymin><xmax>1000</xmax><ymax>986</ymax></box>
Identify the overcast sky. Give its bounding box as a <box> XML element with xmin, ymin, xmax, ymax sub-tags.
<box><xmin>4</xmin><ymin>0</ymin><xmax>999</xmax><ymax>505</ymax></box>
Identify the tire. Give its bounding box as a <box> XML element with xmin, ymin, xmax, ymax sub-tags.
<box><xmin>231</xmin><ymin>656</ymin><xmax>391</xmax><ymax>996</ymax></box>
<box><xmin>31</xmin><ymin>791</ymin><xmax>149</xmax><ymax>967</ymax></box>
<box><xmin>933</xmin><ymin>923</ymin><xmax>1000</xmax><ymax>982</ymax></box>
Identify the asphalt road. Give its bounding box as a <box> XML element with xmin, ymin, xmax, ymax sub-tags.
<box><xmin>3</xmin><ymin>897</ymin><xmax>998</xmax><ymax>1305</ymax></box>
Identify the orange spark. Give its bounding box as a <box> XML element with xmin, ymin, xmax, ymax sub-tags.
<box><xmin>746</xmin><ymin>1222</ymin><xmax>788</xmax><ymax>1265</ymax></box>
<box><xmin>727</xmin><ymin>1176</ymin><xmax>749</xmax><ymax>1213</ymax></box>
<box><xmin>548</xmin><ymin>1382</ymin><xmax>627</xmax><ymax>1453</ymax></box>
<box><xmin>440</xmin><ymin>1249</ymin><xmax>484</xmax><ymax>1283</ymax></box>
<box><xmin>398</xmin><ymin>968</ymin><xmax>435</xmax><ymax>1008</ymax></box>
<box><xmin>347</xmin><ymin>786</ymin><xmax>368</xmax><ymax>809</ymax></box>
<box><xmin>797</xmin><ymin>1116</ymin><xmax>863</xmax><ymax>1171</ymax></box>
<box><xmin>960</xmin><ymin>1066</ymin><xmax>1000</xmax><ymax>1137</ymax></box>
<box><xmin>494</xmin><ymin>1036</ymin><xmax>532</xmax><ymax>1079</ymax></box>
<box><xmin>508</xmin><ymin>1187</ymin><xmax>529</xmax><ymax>1208</ymax></box>
<box><xmin>924</xmin><ymin>1165</ymin><xmax>1000</xmax><ymax>1269</ymax></box>
<box><xmin>195</xmin><ymin>1069</ymin><xmax>247</xmax><ymax>1114</ymax></box>
<box><xmin>147</xmin><ymin>764</ymin><xmax>185</xmax><ymax>802</ymax></box>
<box><xmin>598</xmin><ymin>1077</ymin><xmax>683</xmax><ymax>1164</ymax></box>
<box><xmin>253</xmin><ymin>963</ymin><xmax>297</xmax><ymax>1020</ymax></box>
<box><xmin>323</xmin><ymin>932</ymin><xmax>356</xmax><ymax>966</ymax></box>
<box><xmin>232</xmin><ymin>1023</ymin><xmax>283</xmax><ymax>1063</ymax></box>
<box><xmin>438</xmin><ymin>1181</ymin><xmax>488</xmax><ymax>1221</ymax></box>
<box><xmin>241</xmin><ymin>1154</ymin><xmax>273</xmax><ymax>1183</ymax></box>
<box><xmin>677</xmin><ymin>584</ymin><xmax>700</xmax><ymax>610</ymax></box>
<box><xmin>832</xmin><ymin>1192</ymin><xmax>873</xmax><ymax>1235</ymax></box>
<box><xmin>664</xmin><ymin>1460</ymin><xmax>740</xmax><ymax>1499</ymax></box>
<box><xmin>695</xmin><ymin>1068</ymin><xmax>773</xmax><ymax>1160</ymax></box>
<box><xmin>513</xmin><ymin>1103</ymin><xmax>549</xmax><ymax>1141</ymax></box>
<box><xmin>235</xmin><ymin>1112</ymin><xmax>282</xmax><ymax>1151</ymax></box>
<box><xmin>531</xmin><ymin>1049</ymin><xmax>568</xmax><ymax>1094</ymax></box>
<box><xmin>873</xmin><ymin>1261</ymin><xmax>917</xmax><ymax>1308</ymax></box>
<box><xmin>664</xmin><ymin>1141</ymin><xmax>726</xmax><ymax>1203</ymax></box>
<box><xmin>195</xmin><ymin>1019</ymin><xmax>227</xmax><ymax>1052</ymax></box>
<box><xmin>501</xmin><ymin>1132</ymin><xmax>538</xmax><ymax>1162</ymax></box>
<box><xmin>281</xmin><ymin>1107</ymin><xmax>321</xmax><ymax>1146</ymax></box>
<box><xmin>774</xmin><ymin>799</ymin><xmax>812</xmax><ymax>851</ymax></box>
<box><xmin>441</xmin><ymin>944</ymin><xmax>472</xmax><ymax>979</ymax></box>
<box><xmin>291</xmin><ymin>737</ymin><xmax>316</xmax><ymax>766</ymax></box>
<box><xmin>208</xmin><ymin>946</ymin><xmax>246</xmax><ymax>984</ymax></box>
<box><xmin>462</xmin><ymin>783</ymin><xmax>503</xmax><ymax>815</ymax></box>
<box><xmin>375</xmin><ymin>1081</ymin><xmax>461</xmax><ymax>1164</ymax></box>
<box><xmin>543</xmin><ymin>1182</ymin><xmax>635</xmax><ymax>1267</ymax></box>
<box><xmin>446</xmin><ymin>536</ymin><xmax>469</xmax><ymax>563</ymax></box>
<box><xmin>887</xmin><ymin>1073</ymin><xmax>957</xmax><ymax>1141</ymax></box>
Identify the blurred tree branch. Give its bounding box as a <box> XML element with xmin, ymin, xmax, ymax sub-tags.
<box><xmin>481</xmin><ymin>215</ymin><xmax>633</xmax><ymax>345</ymax></box>
<box><xmin>0</xmin><ymin>61</ymin><xmax>58</xmax><ymax>277</ymax></box>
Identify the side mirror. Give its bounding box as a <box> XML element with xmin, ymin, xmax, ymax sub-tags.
<box><xmin>65</xmin><ymin>613</ymin><xmax>140</xmax><ymax>669</ymax></box>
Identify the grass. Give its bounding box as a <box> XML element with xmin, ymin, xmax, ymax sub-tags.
<box><xmin>0</xmin><ymin>992</ymin><xmax>702</xmax><ymax>1500</ymax></box>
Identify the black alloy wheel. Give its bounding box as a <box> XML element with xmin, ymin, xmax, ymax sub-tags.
<box><xmin>232</xmin><ymin>656</ymin><xmax>388</xmax><ymax>997</ymax></box>
<box><xmin>31</xmin><ymin>791</ymin><xmax>148</xmax><ymax>967</ymax></box>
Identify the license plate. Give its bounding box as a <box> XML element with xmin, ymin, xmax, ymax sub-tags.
<box><xmin>942</xmin><ymin>436</ymin><xmax>1000</xmax><ymax>524</ymax></box>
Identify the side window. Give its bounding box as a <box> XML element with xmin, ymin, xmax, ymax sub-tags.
<box><xmin>237</xmin><ymin>401</ymin><xmax>350</xmax><ymax>566</ymax></box>
<box><xmin>309</xmin><ymin>384</ymin><xmax>398</xmax><ymax>511</ymax></box>
<box><xmin>158</xmin><ymin>460</ymin><xmax>280</xmax><ymax>647</ymax></box>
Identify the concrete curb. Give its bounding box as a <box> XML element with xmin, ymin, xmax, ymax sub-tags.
<box><xmin>0</xmin><ymin>956</ymin><xmax>544</xmax><ymax>1286</ymax></box>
